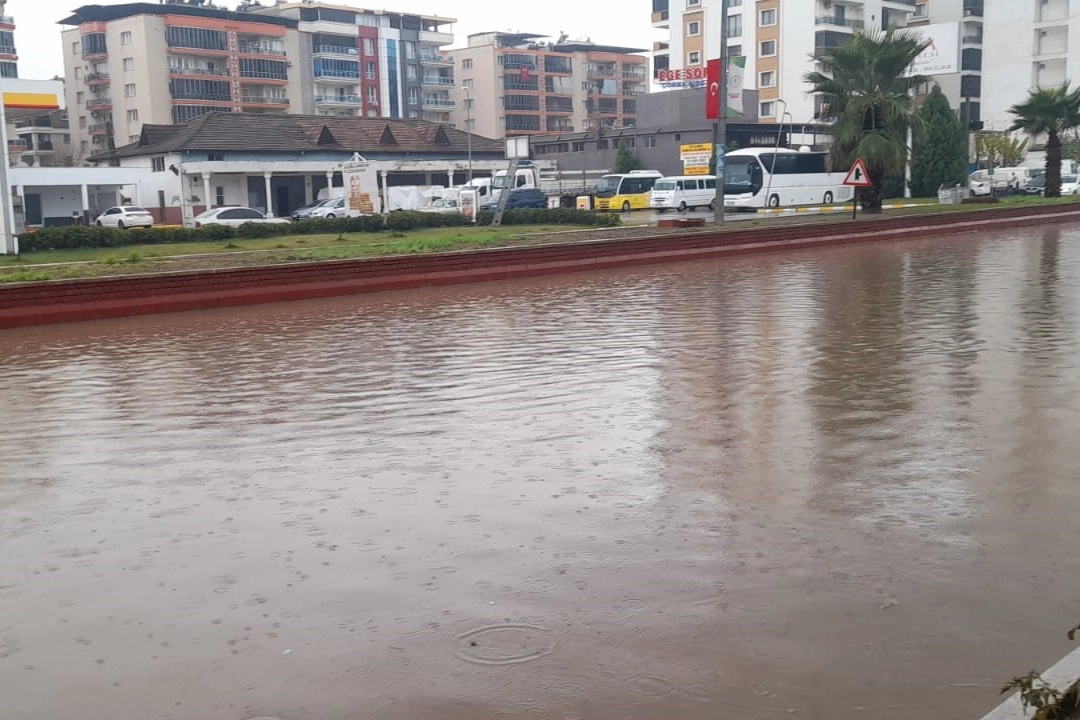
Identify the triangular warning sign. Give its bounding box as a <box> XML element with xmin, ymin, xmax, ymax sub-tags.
<box><xmin>843</xmin><ymin>158</ymin><xmax>873</xmax><ymax>187</ymax></box>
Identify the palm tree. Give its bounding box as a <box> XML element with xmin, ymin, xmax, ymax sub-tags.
<box><xmin>1008</xmin><ymin>84</ymin><xmax>1080</xmax><ymax>198</ymax></box>
<box><xmin>805</xmin><ymin>30</ymin><xmax>929</xmax><ymax>212</ymax></box>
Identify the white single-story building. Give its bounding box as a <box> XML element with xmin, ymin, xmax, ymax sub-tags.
<box><xmin>10</xmin><ymin>165</ymin><xmax>151</xmax><ymax>230</ymax></box>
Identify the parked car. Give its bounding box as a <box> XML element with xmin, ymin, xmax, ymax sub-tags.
<box><xmin>308</xmin><ymin>196</ymin><xmax>365</xmax><ymax>219</ymax></box>
<box><xmin>417</xmin><ymin>196</ymin><xmax>463</xmax><ymax>214</ymax></box>
<box><xmin>185</xmin><ymin>206</ymin><xmax>291</xmax><ymax>229</ymax></box>
<box><xmin>1023</xmin><ymin>175</ymin><xmax>1047</xmax><ymax>195</ymax></box>
<box><xmin>94</xmin><ymin>206</ymin><xmax>154</xmax><ymax>229</ymax></box>
<box><xmin>291</xmin><ymin>199</ymin><xmax>331</xmax><ymax>220</ymax></box>
<box><xmin>479</xmin><ymin>187</ymin><xmax>548</xmax><ymax>211</ymax></box>
<box><xmin>1061</xmin><ymin>174</ymin><xmax>1080</xmax><ymax>195</ymax></box>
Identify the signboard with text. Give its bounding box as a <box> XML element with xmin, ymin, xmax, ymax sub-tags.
<box><xmin>907</xmin><ymin>22</ymin><xmax>960</xmax><ymax>76</ymax></box>
<box><xmin>681</xmin><ymin>143</ymin><xmax>713</xmax><ymax>175</ymax></box>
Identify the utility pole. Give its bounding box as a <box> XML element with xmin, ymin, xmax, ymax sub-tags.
<box><xmin>712</xmin><ymin>0</ymin><xmax>728</xmax><ymax>226</ymax></box>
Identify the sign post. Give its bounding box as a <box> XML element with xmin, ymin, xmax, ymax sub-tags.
<box><xmin>843</xmin><ymin>158</ymin><xmax>873</xmax><ymax>220</ymax></box>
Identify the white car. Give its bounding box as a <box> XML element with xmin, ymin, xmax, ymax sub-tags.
<box><xmin>94</xmin><ymin>206</ymin><xmax>154</xmax><ymax>229</ymax></box>
<box><xmin>1060</xmin><ymin>175</ymin><xmax>1080</xmax><ymax>195</ymax></box>
<box><xmin>185</xmin><ymin>206</ymin><xmax>291</xmax><ymax>229</ymax></box>
<box><xmin>307</xmin><ymin>197</ymin><xmax>365</xmax><ymax>219</ymax></box>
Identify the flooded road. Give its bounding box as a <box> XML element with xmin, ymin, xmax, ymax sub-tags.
<box><xmin>2</xmin><ymin>225</ymin><xmax>1080</xmax><ymax>720</ymax></box>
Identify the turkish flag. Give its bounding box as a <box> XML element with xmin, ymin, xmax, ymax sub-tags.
<box><xmin>705</xmin><ymin>58</ymin><xmax>721</xmax><ymax>119</ymax></box>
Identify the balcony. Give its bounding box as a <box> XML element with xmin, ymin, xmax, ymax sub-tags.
<box><xmin>172</xmin><ymin>93</ymin><xmax>232</xmax><ymax>103</ymax></box>
<box><xmin>419</xmin><ymin>30</ymin><xmax>454</xmax><ymax>45</ymax></box>
<box><xmin>88</xmin><ymin>124</ymin><xmax>109</xmax><ymax>136</ymax></box>
<box><xmin>622</xmin><ymin>68</ymin><xmax>647</xmax><ymax>79</ymax></box>
<box><xmin>503</xmin><ymin>78</ymin><xmax>539</xmax><ymax>92</ymax></box>
<box><xmin>86</xmin><ymin>97</ymin><xmax>113</xmax><ymax>110</ymax></box>
<box><xmin>239</xmin><ymin>44</ymin><xmax>286</xmax><ymax>57</ymax></box>
<box><xmin>588</xmin><ymin>66</ymin><xmax>617</xmax><ymax>79</ymax></box>
<box><xmin>419</xmin><ymin>53</ymin><xmax>453</xmax><ymax>66</ymax></box>
<box><xmin>82</xmin><ymin>49</ymin><xmax>107</xmax><ymax>62</ymax></box>
<box><xmin>241</xmin><ymin>94</ymin><xmax>289</xmax><ymax>107</ymax></box>
<box><xmin>85</xmin><ymin>72</ymin><xmax>110</xmax><ymax>86</ymax></box>
<box><xmin>422</xmin><ymin>75</ymin><xmax>455</xmax><ymax>86</ymax></box>
<box><xmin>502</xmin><ymin>56</ymin><xmax>537</xmax><ymax>71</ymax></box>
<box><xmin>962</xmin><ymin>30</ymin><xmax>983</xmax><ymax>44</ymax></box>
<box><xmin>0</xmin><ymin>43</ymin><xmax>15</xmax><ymax>56</ymax></box>
<box><xmin>315</xmin><ymin>94</ymin><xmax>362</xmax><ymax>105</ymax></box>
<box><xmin>313</xmin><ymin>44</ymin><xmax>358</xmax><ymax>57</ymax></box>
<box><xmin>313</xmin><ymin>69</ymin><xmax>360</xmax><ymax>83</ymax></box>
<box><xmin>544</xmin><ymin>60</ymin><xmax>573</xmax><ymax>75</ymax></box>
<box><xmin>422</xmin><ymin>97</ymin><xmax>456</xmax><ymax>110</ymax></box>
<box><xmin>652</xmin><ymin>10</ymin><xmax>670</xmax><ymax>28</ymax></box>
<box><xmin>815</xmin><ymin>16</ymin><xmax>865</xmax><ymax>30</ymax></box>
<box><xmin>544</xmin><ymin>99</ymin><xmax>573</xmax><ymax>114</ymax></box>
<box><xmin>545</xmin><ymin>120</ymin><xmax>574</xmax><ymax>132</ymax></box>
<box><xmin>7</xmin><ymin>140</ymin><xmax>27</xmax><ymax>153</ymax></box>
<box><xmin>170</xmin><ymin>66</ymin><xmax>229</xmax><ymax>78</ymax></box>
<box><xmin>0</xmin><ymin>16</ymin><xmax>14</xmax><ymax>26</ymax></box>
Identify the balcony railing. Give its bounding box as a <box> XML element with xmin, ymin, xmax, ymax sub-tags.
<box><xmin>315</xmin><ymin>94</ymin><xmax>362</xmax><ymax>104</ymax></box>
<box><xmin>0</xmin><ymin>44</ymin><xmax>16</xmax><ymax>55</ymax></box>
<box><xmin>7</xmin><ymin>140</ymin><xmax>27</xmax><ymax>152</ymax></box>
<box><xmin>962</xmin><ymin>32</ymin><xmax>983</xmax><ymax>43</ymax></box>
<box><xmin>422</xmin><ymin>97</ymin><xmax>456</xmax><ymax>108</ymax></box>
<box><xmin>86</xmin><ymin>97</ymin><xmax>112</xmax><ymax>109</ymax></box>
<box><xmin>815</xmin><ymin>16</ymin><xmax>865</xmax><ymax>29</ymax></box>
<box><xmin>172</xmin><ymin>94</ymin><xmax>232</xmax><ymax>102</ymax></box>
<box><xmin>419</xmin><ymin>53</ymin><xmax>453</xmax><ymax>65</ymax></box>
<box><xmin>88</xmin><ymin>124</ymin><xmax>108</xmax><ymax>134</ymax></box>
<box><xmin>240</xmin><ymin>70</ymin><xmax>288</xmax><ymax>81</ymax></box>
<box><xmin>170</xmin><ymin>66</ymin><xmax>229</xmax><ymax>77</ymax></box>
<box><xmin>167</xmin><ymin>41</ymin><xmax>227</xmax><ymax>53</ymax></box>
<box><xmin>313</xmin><ymin>44</ymin><xmax>358</xmax><ymax>56</ymax></box>
<box><xmin>36</xmin><ymin>142</ymin><xmax>54</xmax><ymax>152</ymax></box>
<box><xmin>422</xmin><ymin>75</ymin><xmax>455</xmax><ymax>85</ymax></box>
<box><xmin>239</xmin><ymin>44</ymin><xmax>286</xmax><ymax>56</ymax></box>
<box><xmin>502</xmin><ymin>59</ymin><xmax>536</xmax><ymax>70</ymax></box>
<box><xmin>242</xmin><ymin>95</ymin><xmax>289</xmax><ymax>105</ymax></box>
<box><xmin>503</xmin><ymin>80</ymin><xmax>539</xmax><ymax>91</ymax></box>
<box><xmin>85</xmin><ymin>72</ymin><xmax>110</xmax><ymax>84</ymax></box>
<box><xmin>544</xmin><ymin>63</ymin><xmax>573</xmax><ymax>74</ymax></box>
<box><xmin>314</xmin><ymin>69</ymin><xmax>360</xmax><ymax>79</ymax></box>
<box><xmin>0</xmin><ymin>16</ymin><xmax>14</xmax><ymax>25</ymax></box>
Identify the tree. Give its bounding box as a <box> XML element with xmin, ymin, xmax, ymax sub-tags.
<box><xmin>975</xmin><ymin>132</ymin><xmax>1029</xmax><ymax>169</ymax></box>
<box><xmin>910</xmin><ymin>86</ymin><xmax>968</xmax><ymax>196</ymax></box>
<box><xmin>1008</xmin><ymin>83</ymin><xmax>1080</xmax><ymax>197</ymax></box>
<box><xmin>804</xmin><ymin>29</ymin><xmax>929</xmax><ymax>212</ymax></box>
<box><xmin>614</xmin><ymin>145</ymin><xmax>642</xmax><ymax>174</ymax></box>
<box><xmin>1062</xmin><ymin>130</ymin><xmax>1080</xmax><ymax>168</ymax></box>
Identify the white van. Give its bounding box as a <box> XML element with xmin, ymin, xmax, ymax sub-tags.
<box><xmin>969</xmin><ymin>167</ymin><xmax>1035</xmax><ymax>196</ymax></box>
<box><xmin>650</xmin><ymin>175</ymin><xmax>717</xmax><ymax>212</ymax></box>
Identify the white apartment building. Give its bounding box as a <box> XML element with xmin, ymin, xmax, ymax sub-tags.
<box><xmin>652</xmin><ymin>0</ymin><xmax>921</xmax><ymax>123</ymax></box>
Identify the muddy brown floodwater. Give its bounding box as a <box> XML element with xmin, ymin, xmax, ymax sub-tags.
<box><xmin>2</xmin><ymin>225</ymin><xmax>1080</xmax><ymax>720</ymax></box>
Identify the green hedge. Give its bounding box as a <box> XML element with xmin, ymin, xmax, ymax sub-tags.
<box><xmin>18</xmin><ymin>208</ymin><xmax>619</xmax><ymax>252</ymax></box>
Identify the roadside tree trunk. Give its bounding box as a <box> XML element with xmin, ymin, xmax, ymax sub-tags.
<box><xmin>1045</xmin><ymin>131</ymin><xmax>1063</xmax><ymax>198</ymax></box>
<box><xmin>862</xmin><ymin>173</ymin><xmax>885</xmax><ymax>213</ymax></box>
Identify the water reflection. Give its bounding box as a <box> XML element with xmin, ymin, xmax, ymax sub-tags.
<box><xmin>1</xmin><ymin>226</ymin><xmax>1080</xmax><ymax>720</ymax></box>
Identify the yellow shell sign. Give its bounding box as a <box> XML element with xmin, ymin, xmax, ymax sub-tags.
<box><xmin>1</xmin><ymin>80</ymin><xmax>66</xmax><ymax>110</ymax></box>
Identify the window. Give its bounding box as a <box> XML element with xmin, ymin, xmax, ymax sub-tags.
<box><xmin>407</xmin><ymin>86</ymin><xmax>419</xmax><ymax>105</ymax></box>
<box><xmin>120</xmin><ymin>31</ymin><xmax>132</xmax><ymax>46</ymax></box>
<box><xmin>760</xmin><ymin>101</ymin><xmax>776</xmax><ymax>117</ymax></box>
<box><xmin>642</xmin><ymin>135</ymin><xmax>657</xmax><ymax>148</ymax></box>
<box><xmin>726</xmin><ymin>14</ymin><xmax>742</xmax><ymax>37</ymax></box>
<box><xmin>72</xmin><ymin>41</ymin><xmax>80</xmax><ymax>56</ymax></box>
<box><xmin>123</xmin><ymin>57</ymin><xmax>134</xmax><ymax>71</ymax></box>
<box><xmin>215</xmin><ymin>186</ymin><xmax>225</xmax><ymax>206</ymax></box>
<box><xmin>760</xmin><ymin>40</ymin><xmax>776</xmax><ymax>57</ymax></box>
<box><xmin>572</xmin><ymin>141</ymin><xmax>586</xmax><ymax>151</ymax></box>
<box><xmin>367</xmin><ymin>85</ymin><xmax>378</xmax><ymax>103</ymax></box>
<box><xmin>151</xmin><ymin>156</ymin><xmax>166</xmax><ymax>172</ymax></box>
<box><xmin>365</xmin><ymin>61</ymin><xmax>376</xmax><ymax>79</ymax></box>
<box><xmin>362</xmin><ymin>38</ymin><xmax>375</xmax><ymax>55</ymax></box>
<box><xmin>124</xmin><ymin>83</ymin><xmax>136</xmax><ymax>97</ymax></box>
<box><xmin>463</xmin><ymin>58</ymin><xmax>473</xmax><ymax>69</ymax></box>
<box><xmin>729</xmin><ymin>44</ymin><xmax>743</xmax><ymax>58</ymax></box>
<box><xmin>463</xmin><ymin>78</ymin><xmax>473</xmax><ymax>90</ymax></box>
<box><xmin>78</xmin><ymin>116</ymin><xmax>87</xmax><ymax>129</ymax></box>
<box><xmin>759</xmin><ymin>9</ymin><xmax>776</xmax><ymax>26</ymax></box>
<box><xmin>687</xmin><ymin>50</ymin><xmax>701</xmax><ymax>65</ymax></box>
<box><xmin>76</xmin><ymin>91</ymin><xmax>85</xmax><ymax>104</ymax></box>
<box><xmin>129</xmin><ymin>134</ymin><xmax>139</xmax><ymax>143</ymax></box>
<box><xmin>207</xmin><ymin>152</ymin><xmax>224</xmax><ymax>161</ymax></box>
<box><xmin>759</xmin><ymin>71</ymin><xmax>775</xmax><ymax>87</ymax></box>
<box><xmin>404</xmin><ymin>41</ymin><xmax>416</xmax><ymax>59</ymax></box>
<box><xmin>406</xmin><ymin>64</ymin><xmax>417</xmax><ymax>80</ymax></box>
<box><xmin>126</xmin><ymin>109</ymin><xmax>138</xmax><ymax>122</ymax></box>
<box><xmin>80</xmin><ymin>140</ymin><xmax>89</xmax><ymax>151</ymax></box>
<box><xmin>74</xmin><ymin>67</ymin><xmax>82</xmax><ymax>79</ymax></box>
<box><xmin>63</xmin><ymin>134</ymin><xmax>71</xmax><ymax>143</ymax></box>
<box><xmin>687</xmin><ymin>21</ymin><xmax>700</xmax><ymax>36</ymax></box>
<box><xmin>687</xmin><ymin>0</ymin><xmax>700</xmax><ymax>5</ymax></box>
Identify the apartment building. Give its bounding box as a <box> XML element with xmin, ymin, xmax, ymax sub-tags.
<box><xmin>907</xmin><ymin>0</ymin><xmax>983</xmax><ymax>129</ymax></box>
<box><xmin>60</xmin><ymin>3</ymin><xmax>303</xmax><ymax>161</ymax></box>
<box><xmin>449</xmin><ymin>33</ymin><xmax>648</xmax><ymax>139</ymax></box>
<box><xmin>251</xmin><ymin>2</ymin><xmax>456</xmax><ymax>122</ymax></box>
<box><xmin>652</xmin><ymin>0</ymin><xmax>921</xmax><ymax>123</ymax></box>
<box><xmin>8</xmin><ymin>110</ymin><xmax>73</xmax><ymax>167</ymax></box>
<box><xmin>0</xmin><ymin>0</ymin><xmax>16</xmax><ymax>79</ymax></box>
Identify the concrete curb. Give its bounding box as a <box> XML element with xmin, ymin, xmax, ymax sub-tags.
<box><xmin>1</xmin><ymin>203</ymin><xmax>1078</xmax><ymax>329</ymax></box>
<box><xmin>981</xmin><ymin>645</ymin><xmax>1080</xmax><ymax>719</ymax></box>
<box><xmin>757</xmin><ymin>203</ymin><xmax>929</xmax><ymax>215</ymax></box>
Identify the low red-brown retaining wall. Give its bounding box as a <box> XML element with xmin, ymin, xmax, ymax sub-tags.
<box><xmin>2</xmin><ymin>204</ymin><xmax>1078</xmax><ymax>330</ymax></box>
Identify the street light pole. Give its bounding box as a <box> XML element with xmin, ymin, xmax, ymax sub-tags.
<box><xmin>763</xmin><ymin>101</ymin><xmax>790</xmax><ymax>211</ymax></box>
<box><xmin>462</xmin><ymin>85</ymin><xmax>474</xmax><ymax>222</ymax></box>
<box><xmin>713</xmin><ymin>0</ymin><xmax>728</xmax><ymax>226</ymax></box>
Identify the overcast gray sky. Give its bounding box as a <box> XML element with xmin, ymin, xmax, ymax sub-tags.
<box><xmin>14</xmin><ymin>0</ymin><xmax>657</xmax><ymax>79</ymax></box>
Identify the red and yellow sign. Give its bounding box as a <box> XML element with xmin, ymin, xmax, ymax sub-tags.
<box><xmin>1</xmin><ymin>80</ymin><xmax>65</xmax><ymax>111</ymax></box>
